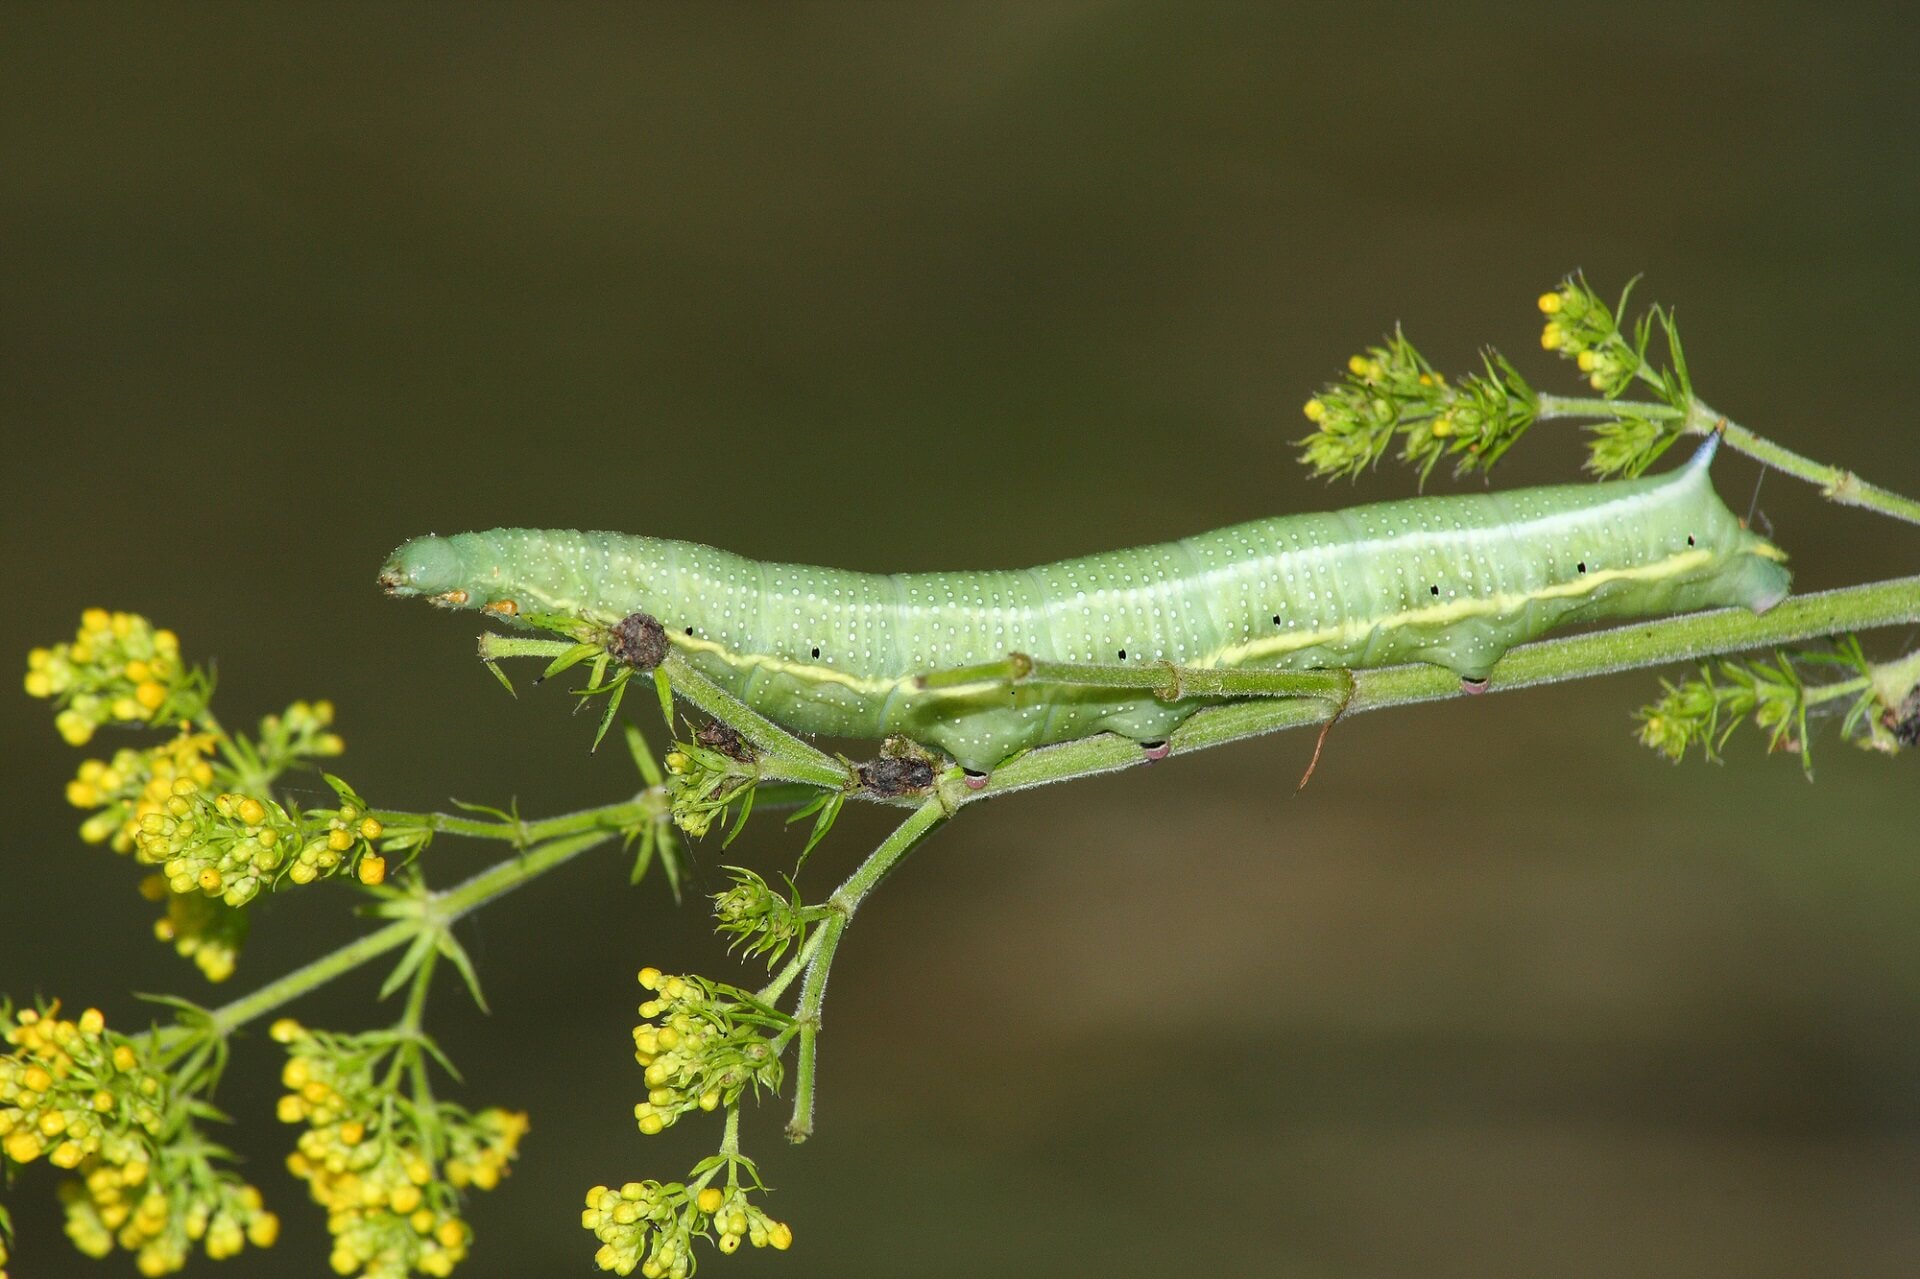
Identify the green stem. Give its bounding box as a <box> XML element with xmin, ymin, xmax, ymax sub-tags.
<box><xmin>960</xmin><ymin>575</ymin><xmax>1920</xmax><ymax>803</ymax></box>
<box><xmin>783</xmin><ymin>798</ymin><xmax>947</xmax><ymax>1142</ymax></box>
<box><xmin>203</xmin><ymin>823</ymin><xmax>633</xmax><ymax>1038</ymax></box>
<box><xmin>370</xmin><ymin>795</ymin><xmax>656</xmax><ymax>845</ymax></box>
<box><xmin>1537</xmin><ymin>390</ymin><xmax>1920</xmax><ymax>527</ymax></box>
<box><xmin>1536</xmin><ymin>393</ymin><xmax>1684</xmax><ymax>421</ymax></box>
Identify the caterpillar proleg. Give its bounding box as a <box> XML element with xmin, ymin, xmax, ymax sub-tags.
<box><xmin>382</xmin><ymin>437</ymin><xmax>1788</xmax><ymax>773</ymax></box>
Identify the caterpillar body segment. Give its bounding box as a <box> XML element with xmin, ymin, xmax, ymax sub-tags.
<box><xmin>382</xmin><ymin>439</ymin><xmax>1789</xmax><ymax>773</ymax></box>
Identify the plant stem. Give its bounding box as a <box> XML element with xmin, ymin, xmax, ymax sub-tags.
<box><xmin>1537</xmin><ymin>391</ymin><xmax>1920</xmax><ymax>527</ymax></box>
<box><xmin>370</xmin><ymin>796</ymin><xmax>656</xmax><ymax>845</ymax></box>
<box><xmin>203</xmin><ymin>822</ymin><xmax>637</xmax><ymax>1038</ymax></box>
<box><xmin>783</xmin><ymin>798</ymin><xmax>947</xmax><ymax>1142</ymax></box>
<box><xmin>963</xmin><ymin>575</ymin><xmax>1920</xmax><ymax>803</ymax></box>
<box><xmin>1536</xmin><ymin>394</ymin><xmax>1685</xmax><ymax>421</ymax></box>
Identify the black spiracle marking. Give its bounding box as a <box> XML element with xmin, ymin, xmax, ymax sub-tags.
<box><xmin>609</xmin><ymin>612</ymin><xmax>670</xmax><ymax>670</ymax></box>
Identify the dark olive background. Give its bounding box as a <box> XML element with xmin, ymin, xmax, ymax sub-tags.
<box><xmin>5</xmin><ymin>5</ymin><xmax>1919</xmax><ymax>1277</ymax></box>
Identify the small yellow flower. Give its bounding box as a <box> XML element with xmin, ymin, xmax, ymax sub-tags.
<box><xmin>1537</xmin><ymin>291</ymin><xmax>1563</xmax><ymax>314</ymax></box>
<box><xmin>356</xmin><ymin>855</ymin><xmax>387</xmax><ymax>885</ymax></box>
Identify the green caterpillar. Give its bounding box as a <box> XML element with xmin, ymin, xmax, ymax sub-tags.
<box><xmin>381</xmin><ymin>437</ymin><xmax>1788</xmax><ymax>774</ymax></box>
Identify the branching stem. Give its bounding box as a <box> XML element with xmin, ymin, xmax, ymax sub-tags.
<box><xmin>783</xmin><ymin>797</ymin><xmax>947</xmax><ymax>1142</ymax></box>
<box><xmin>1536</xmin><ymin>391</ymin><xmax>1920</xmax><ymax>527</ymax></box>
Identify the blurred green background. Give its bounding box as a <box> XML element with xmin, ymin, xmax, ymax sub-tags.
<box><xmin>4</xmin><ymin>4</ymin><xmax>1918</xmax><ymax>1276</ymax></box>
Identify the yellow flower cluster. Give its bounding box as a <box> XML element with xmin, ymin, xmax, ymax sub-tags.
<box><xmin>1538</xmin><ymin>281</ymin><xmax>1640</xmax><ymax>395</ymax></box>
<box><xmin>256</xmin><ymin>699</ymin><xmax>347</xmax><ymax>762</ymax></box>
<box><xmin>2</xmin><ymin>1006</ymin><xmax>156</xmax><ymax>1172</ymax></box>
<box><xmin>285</xmin><ymin>801</ymin><xmax>387</xmax><ymax>888</ymax></box>
<box><xmin>630</xmin><ymin>969</ymin><xmax>777</xmax><ymax>1137</ymax></box>
<box><xmin>271</xmin><ymin>1020</ymin><xmax>522</xmax><ymax>1278</ymax></box>
<box><xmin>24</xmin><ymin>610</ymin><xmax>193</xmax><ymax>746</ymax></box>
<box><xmin>581</xmin><ymin>1179</ymin><xmax>792</xmax><ymax>1278</ymax></box>
<box><xmin>443</xmin><ymin>1108</ymin><xmax>530</xmax><ymax>1192</ymax></box>
<box><xmin>67</xmin><ymin>730</ymin><xmax>219</xmax><ymax>852</ymax></box>
<box><xmin>134</xmin><ymin>786</ymin><xmax>296</xmax><ymax>907</ymax></box>
<box><xmin>142</xmin><ymin>879</ymin><xmax>248</xmax><ymax>982</ymax></box>
<box><xmin>0</xmin><ymin>1005</ymin><xmax>277</xmax><ymax>1275</ymax></box>
<box><xmin>60</xmin><ymin>1166</ymin><xmax>279</xmax><ymax>1276</ymax></box>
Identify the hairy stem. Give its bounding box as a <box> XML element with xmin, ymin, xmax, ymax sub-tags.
<box><xmin>1536</xmin><ymin>391</ymin><xmax>1920</xmax><ymax>527</ymax></box>
<box><xmin>965</xmin><ymin>575</ymin><xmax>1920</xmax><ymax>802</ymax></box>
<box><xmin>784</xmin><ymin>798</ymin><xmax>947</xmax><ymax>1142</ymax></box>
<box><xmin>202</xmin><ymin>804</ymin><xmax>658</xmax><ymax>1037</ymax></box>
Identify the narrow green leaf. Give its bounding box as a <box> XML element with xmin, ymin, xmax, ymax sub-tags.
<box><xmin>483</xmin><ymin>660</ymin><xmax>517</xmax><ymax>698</ymax></box>
<box><xmin>379</xmin><ymin>932</ymin><xmax>437</xmax><ymax>1002</ymax></box>
<box><xmin>722</xmin><ymin>782</ymin><xmax>756</xmax><ymax>849</ymax></box>
<box><xmin>798</xmin><ymin>790</ymin><xmax>844</xmax><ymax>864</ymax></box>
<box><xmin>653</xmin><ymin>667</ymin><xmax>675</xmax><ymax>726</ymax></box>
<box><xmin>436</xmin><ymin>931</ymin><xmax>490</xmax><ymax>1014</ymax></box>
<box><xmin>625</xmin><ymin>723</ymin><xmax>664</xmax><ymax>786</ymax></box>
<box><xmin>591</xmin><ymin>673</ymin><xmax>629</xmax><ymax>752</ymax></box>
<box><xmin>538</xmin><ymin>642</ymin><xmax>602</xmax><ymax>682</ymax></box>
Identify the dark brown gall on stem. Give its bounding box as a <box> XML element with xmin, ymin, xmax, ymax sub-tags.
<box><xmin>609</xmin><ymin>612</ymin><xmax>670</xmax><ymax>671</ymax></box>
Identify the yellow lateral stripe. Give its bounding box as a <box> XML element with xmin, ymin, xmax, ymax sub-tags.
<box><xmin>673</xmin><ymin>634</ymin><xmax>906</xmax><ymax>696</ymax></box>
<box><xmin>1207</xmin><ymin>548</ymin><xmax>1713</xmax><ymax>667</ymax></box>
<box><xmin>671</xmin><ymin>548</ymin><xmax>1717</xmax><ymax>695</ymax></box>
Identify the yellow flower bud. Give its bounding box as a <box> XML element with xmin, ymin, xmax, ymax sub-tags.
<box><xmin>1537</xmin><ymin>291</ymin><xmax>1563</xmax><ymax>314</ymax></box>
<box><xmin>359</xmin><ymin>817</ymin><xmax>383</xmax><ymax>840</ymax></box>
<box><xmin>236</xmin><ymin>797</ymin><xmax>267</xmax><ymax>826</ymax></box>
<box><xmin>1302</xmin><ymin>398</ymin><xmax>1326</xmax><ymax>422</ymax></box>
<box><xmin>696</xmin><ymin>1187</ymin><xmax>724</xmax><ymax>1214</ymax></box>
<box><xmin>23</xmin><ymin>670</ymin><xmax>53</xmax><ymax>698</ymax></box>
<box><xmin>1540</xmin><ymin>322</ymin><xmax>1562</xmax><ymax>351</ymax></box>
<box><xmin>134</xmin><ymin>680</ymin><xmax>168</xmax><ymax>711</ymax></box>
<box><xmin>1347</xmin><ymin>354</ymin><xmax>1368</xmax><ymax>376</ymax></box>
<box><xmin>82</xmin><ymin>608</ymin><xmax>111</xmax><ymax>632</ymax></box>
<box><xmin>56</xmin><ymin>710</ymin><xmax>95</xmax><ymax>746</ymax></box>
<box><xmin>1576</xmin><ymin>349</ymin><xmax>1597</xmax><ymax>372</ymax></box>
<box><xmin>769</xmin><ymin>1221</ymin><xmax>793</xmax><ymax>1250</ymax></box>
<box><xmin>357</xmin><ymin>855</ymin><xmax>387</xmax><ymax>885</ymax></box>
<box><xmin>328</xmin><ymin>828</ymin><xmax>354</xmax><ymax>852</ymax></box>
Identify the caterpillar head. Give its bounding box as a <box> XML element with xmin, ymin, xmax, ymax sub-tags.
<box><xmin>379</xmin><ymin>535</ymin><xmax>467</xmax><ymax>603</ymax></box>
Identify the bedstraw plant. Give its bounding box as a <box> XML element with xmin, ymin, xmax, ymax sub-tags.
<box><xmin>5</xmin><ymin>277</ymin><xmax>1918</xmax><ymax>1278</ymax></box>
